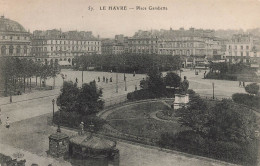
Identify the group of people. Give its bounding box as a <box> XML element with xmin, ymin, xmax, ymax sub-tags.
<box><xmin>0</xmin><ymin>108</ymin><xmax>10</xmax><ymax>129</ymax></box>
<box><xmin>239</xmin><ymin>81</ymin><xmax>246</xmax><ymax>87</ymax></box>
<box><xmin>97</xmin><ymin>76</ymin><xmax>113</xmax><ymax>83</ymax></box>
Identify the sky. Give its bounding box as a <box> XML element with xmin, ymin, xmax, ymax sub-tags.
<box><xmin>1</xmin><ymin>0</ymin><xmax>260</xmax><ymax>38</ymax></box>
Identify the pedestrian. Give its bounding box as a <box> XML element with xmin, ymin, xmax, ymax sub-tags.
<box><xmin>10</xmin><ymin>95</ymin><xmax>12</xmax><ymax>103</ymax></box>
<box><xmin>243</xmin><ymin>81</ymin><xmax>245</xmax><ymax>87</ymax></box>
<box><xmin>106</xmin><ymin>78</ymin><xmax>108</xmax><ymax>83</ymax></box>
<box><xmin>103</xmin><ymin>76</ymin><xmax>105</xmax><ymax>82</ymax></box>
<box><xmin>75</xmin><ymin>77</ymin><xmax>78</xmax><ymax>83</ymax></box>
<box><xmin>110</xmin><ymin>77</ymin><xmax>112</xmax><ymax>82</ymax></box>
<box><xmin>79</xmin><ymin>122</ymin><xmax>84</xmax><ymax>135</ymax></box>
<box><xmin>133</xmin><ymin>71</ymin><xmax>136</xmax><ymax>77</ymax></box>
<box><xmin>98</xmin><ymin>77</ymin><xmax>100</xmax><ymax>82</ymax></box>
<box><xmin>6</xmin><ymin>117</ymin><xmax>10</xmax><ymax>129</ymax></box>
<box><xmin>135</xmin><ymin>85</ymin><xmax>137</xmax><ymax>91</ymax></box>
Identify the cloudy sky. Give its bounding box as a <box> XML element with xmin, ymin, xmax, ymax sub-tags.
<box><xmin>1</xmin><ymin>0</ymin><xmax>260</xmax><ymax>37</ymax></box>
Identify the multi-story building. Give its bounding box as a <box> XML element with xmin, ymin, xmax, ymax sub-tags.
<box><xmin>31</xmin><ymin>29</ymin><xmax>101</xmax><ymax>66</ymax></box>
<box><xmin>127</xmin><ymin>28</ymin><xmax>222</xmax><ymax>67</ymax></box>
<box><xmin>224</xmin><ymin>34</ymin><xmax>260</xmax><ymax>71</ymax></box>
<box><xmin>102</xmin><ymin>35</ymin><xmax>126</xmax><ymax>55</ymax></box>
<box><xmin>127</xmin><ymin>30</ymin><xmax>159</xmax><ymax>54</ymax></box>
<box><xmin>0</xmin><ymin>16</ymin><xmax>31</xmax><ymax>57</ymax></box>
<box><xmin>224</xmin><ymin>34</ymin><xmax>255</xmax><ymax>64</ymax></box>
<box><xmin>102</xmin><ymin>42</ymin><xmax>125</xmax><ymax>55</ymax></box>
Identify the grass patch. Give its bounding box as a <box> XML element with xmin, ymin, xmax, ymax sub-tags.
<box><xmin>107</xmin><ymin>101</ymin><xmax>186</xmax><ymax>139</ymax></box>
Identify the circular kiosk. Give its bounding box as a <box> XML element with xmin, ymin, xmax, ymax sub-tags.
<box><xmin>69</xmin><ymin>133</ymin><xmax>119</xmax><ymax>159</ymax></box>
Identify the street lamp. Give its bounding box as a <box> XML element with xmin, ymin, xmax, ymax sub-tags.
<box><xmin>212</xmin><ymin>82</ymin><xmax>215</xmax><ymax>99</ymax></box>
<box><xmin>52</xmin><ymin>99</ymin><xmax>55</xmax><ymax>124</ymax></box>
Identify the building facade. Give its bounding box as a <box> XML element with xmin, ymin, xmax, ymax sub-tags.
<box><xmin>102</xmin><ymin>35</ymin><xmax>127</xmax><ymax>55</ymax></box>
<box><xmin>31</xmin><ymin>30</ymin><xmax>101</xmax><ymax>66</ymax></box>
<box><xmin>0</xmin><ymin>16</ymin><xmax>31</xmax><ymax>57</ymax></box>
<box><xmin>224</xmin><ymin>34</ymin><xmax>255</xmax><ymax>64</ymax></box>
<box><xmin>102</xmin><ymin>42</ymin><xmax>125</xmax><ymax>55</ymax></box>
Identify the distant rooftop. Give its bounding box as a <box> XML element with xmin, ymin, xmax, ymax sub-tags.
<box><xmin>32</xmin><ymin>29</ymin><xmax>99</xmax><ymax>40</ymax></box>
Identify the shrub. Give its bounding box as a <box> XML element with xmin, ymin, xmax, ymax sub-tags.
<box><xmin>158</xmin><ymin>130</ymin><xmax>258</xmax><ymax>165</ymax></box>
<box><xmin>205</xmin><ymin>72</ymin><xmax>237</xmax><ymax>81</ymax></box>
<box><xmin>53</xmin><ymin>111</ymin><xmax>106</xmax><ymax>132</ymax></box>
<box><xmin>245</xmin><ymin>83</ymin><xmax>259</xmax><ymax>95</ymax></box>
<box><xmin>232</xmin><ymin>93</ymin><xmax>260</xmax><ymax>109</ymax></box>
<box><xmin>127</xmin><ymin>89</ymin><xmax>157</xmax><ymax>101</ymax></box>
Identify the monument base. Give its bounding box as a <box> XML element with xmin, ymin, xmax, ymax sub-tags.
<box><xmin>173</xmin><ymin>94</ymin><xmax>189</xmax><ymax>110</ymax></box>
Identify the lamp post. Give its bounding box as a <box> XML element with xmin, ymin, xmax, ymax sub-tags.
<box><xmin>212</xmin><ymin>82</ymin><xmax>215</xmax><ymax>99</ymax></box>
<box><xmin>52</xmin><ymin>99</ymin><xmax>55</xmax><ymax>124</ymax></box>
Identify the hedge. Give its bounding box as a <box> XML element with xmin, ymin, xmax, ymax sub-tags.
<box><xmin>232</xmin><ymin>93</ymin><xmax>260</xmax><ymax>111</ymax></box>
<box><xmin>158</xmin><ymin>130</ymin><xmax>258</xmax><ymax>166</ymax></box>
<box><xmin>53</xmin><ymin>111</ymin><xmax>106</xmax><ymax>132</ymax></box>
<box><xmin>205</xmin><ymin>72</ymin><xmax>237</xmax><ymax>81</ymax></box>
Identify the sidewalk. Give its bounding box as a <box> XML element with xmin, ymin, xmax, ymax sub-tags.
<box><xmin>0</xmin><ymin>89</ymin><xmax>60</xmax><ymax>106</ymax></box>
<box><xmin>0</xmin><ymin>143</ymin><xmax>71</xmax><ymax>166</ymax></box>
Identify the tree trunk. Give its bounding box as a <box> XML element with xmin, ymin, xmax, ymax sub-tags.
<box><xmin>40</xmin><ymin>78</ymin><xmax>42</xmax><ymax>88</ymax></box>
<box><xmin>36</xmin><ymin>76</ymin><xmax>38</xmax><ymax>86</ymax></box>
<box><xmin>4</xmin><ymin>77</ymin><xmax>8</xmax><ymax>97</ymax></box>
<box><xmin>30</xmin><ymin>78</ymin><xmax>31</xmax><ymax>90</ymax></box>
<box><xmin>23</xmin><ymin>77</ymin><xmax>26</xmax><ymax>93</ymax></box>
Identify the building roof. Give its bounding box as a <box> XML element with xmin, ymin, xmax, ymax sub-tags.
<box><xmin>0</xmin><ymin>16</ymin><xmax>27</xmax><ymax>33</ymax></box>
<box><xmin>49</xmin><ymin>132</ymin><xmax>69</xmax><ymax>140</ymax></box>
<box><xmin>70</xmin><ymin>134</ymin><xmax>116</xmax><ymax>150</ymax></box>
<box><xmin>32</xmin><ymin>29</ymin><xmax>99</xmax><ymax>41</ymax></box>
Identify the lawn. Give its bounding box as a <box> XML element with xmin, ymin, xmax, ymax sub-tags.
<box><xmin>106</xmin><ymin>102</ymin><xmax>186</xmax><ymax>139</ymax></box>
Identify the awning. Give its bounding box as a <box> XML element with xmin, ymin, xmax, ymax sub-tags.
<box><xmin>58</xmin><ymin>61</ymin><xmax>71</xmax><ymax>66</ymax></box>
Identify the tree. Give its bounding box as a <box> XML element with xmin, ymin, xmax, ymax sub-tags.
<box><xmin>245</xmin><ymin>83</ymin><xmax>259</xmax><ymax>95</ymax></box>
<box><xmin>147</xmin><ymin>67</ymin><xmax>165</xmax><ymax>95</ymax></box>
<box><xmin>139</xmin><ymin>79</ymin><xmax>148</xmax><ymax>90</ymax></box>
<box><xmin>77</xmin><ymin>81</ymin><xmax>104</xmax><ymax>115</ymax></box>
<box><xmin>208</xmin><ymin>99</ymin><xmax>258</xmax><ymax>143</ymax></box>
<box><xmin>175</xmin><ymin>95</ymin><xmax>211</xmax><ymax>137</ymax></box>
<box><xmin>176</xmin><ymin>96</ymin><xmax>258</xmax><ymax>143</ymax></box>
<box><xmin>164</xmin><ymin>72</ymin><xmax>181</xmax><ymax>88</ymax></box>
<box><xmin>56</xmin><ymin>81</ymin><xmax>79</xmax><ymax>113</ymax></box>
<box><xmin>56</xmin><ymin>80</ymin><xmax>104</xmax><ymax>116</ymax></box>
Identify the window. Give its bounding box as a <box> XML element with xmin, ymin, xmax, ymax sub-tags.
<box><xmin>246</xmin><ymin>52</ymin><xmax>249</xmax><ymax>56</ymax></box>
<box><xmin>16</xmin><ymin>46</ymin><xmax>21</xmax><ymax>54</ymax></box>
<box><xmin>17</xmin><ymin>36</ymin><xmax>20</xmax><ymax>40</ymax></box>
<box><xmin>51</xmin><ymin>47</ymin><xmax>53</xmax><ymax>51</ymax></box>
<box><xmin>241</xmin><ymin>52</ymin><xmax>243</xmax><ymax>56</ymax></box>
<box><xmin>9</xmin><ymin>45</ymin><xmax>14</xmax><ymax>55</ymax></box>
<box><xmin>1</xmin><ymin>45</ymin><xmax>6</xmax><ymax>55</ymax></box>
<box><xmin>3</xmin><ymin>36</ymin><xmax>5</xmax><ymax>39</ymax></box>
<box><xmin>235</xmin><ymin>46</ymin><xmax>237</xmax><ymax>49</ymax></box>
<box><xmin>246</xmin><ymin>46</ymin><xmax>249</xmax><ymax>50</ymax></box>
<box><xmin>241</xmin><ymin>46</ymin><xmax>243</xmax><ymax>50</ymax></box>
